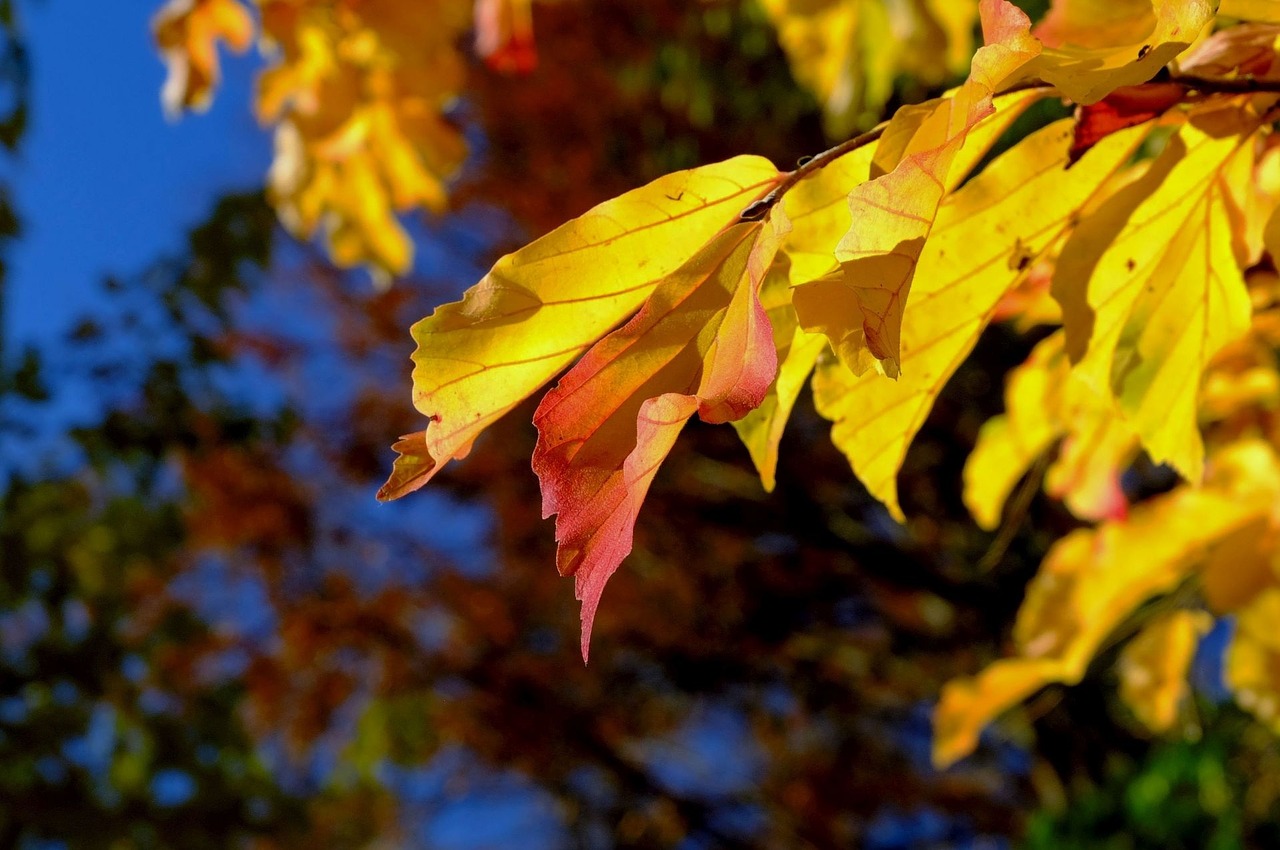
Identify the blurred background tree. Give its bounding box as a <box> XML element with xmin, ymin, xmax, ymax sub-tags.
<box><xmin>3</xmin><ymin>0</ymin><xmax>1280</xmax><ymax>847</ymax></box>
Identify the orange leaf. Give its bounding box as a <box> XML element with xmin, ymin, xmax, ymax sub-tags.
<box><xmin>532</xmin><ymin>214</ymin><xmax>787</xmax><ymax>659</ymax></box>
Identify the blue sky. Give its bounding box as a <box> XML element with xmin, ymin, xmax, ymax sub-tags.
<box><xmin>5</xmin><ymin>2</ymin><xmax>270</xmax><ymax>350</ymax></box>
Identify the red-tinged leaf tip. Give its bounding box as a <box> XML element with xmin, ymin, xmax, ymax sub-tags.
<box><xmin>532</xmin><ymin>217</ymin><xmax>785</xmax><ymax>660</ymax></box>
<box><xmin>1069</xmin><ymin>84</ymin><xmax>1182</xmax><ymax>165</ymax></box>
<box><xmin>570</xmin><ymin>393</ymin><xmax>701</xmax><ymax>662</ymax></box>
<box><xmin>979</xmin><ymin>0</ymin><xmax>1032</xmax><ymax>47</ymax></box>
<box><xmin>377</xmin><ymin>430</ymin><xmax>438</xmax><ymax>501</ymax></box>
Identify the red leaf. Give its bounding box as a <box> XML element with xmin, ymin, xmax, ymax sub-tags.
<box><xmin>532</xmin><ymin>216</ymin><xmax>785</xmax><ymax>659</ymax></box>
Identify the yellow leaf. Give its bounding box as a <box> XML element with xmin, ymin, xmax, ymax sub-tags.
<box><xmin>796</xmin><ymin>0</ymin><xmax>1042</xmax><ymax>377</ymax></box>
<box><xmin>1118</xmin><ymin>609</ymin><xmax>1211</xmax><ymax>733</ymax></box>
<box><xmin>964</xmin><ymin>331</ymin><xmax>1137</xmax><ymax>530</ymax></box>
<box><xmin>1227</xmin><ymin>588</ymin><xmax>1280</xmax><ymax>731</ymax></box>
<box><xmin>1220</xmin><ymin>0</ymin><xmax>1280</xmax><ymax>23</ymax></box>
<box><xmin>933</xmin><ymin>658</ymin><xmax>1067</xmax><ymax>769</ymax></box>
<box><xmin>731</xmin><ymin>254</ymin><xmax>827</xmax><ymax>492</ymax></box>
<box><xmin>1027</xmin><ymin>0</ymin><xmax>1216</xmax><ymax>105</ymax></box>
<box><xmin>154</xmin><ymin>0</ymin><xmax>254</xmax><ymax>117</ymax></box>
<box><xmin>812</xmin><ymin>118</ymin><xmax>1150</xmax><ymax>520</ymax></box>
<box><xmin>783</xmin><ymin>87</ymin><xmax>1047</xmax><ymax>288</ymax></box>
<box><xmin>1199</xmin><ymin>440</ymin><xmax>1280</xmax><ymax>612</ymax></box>
<box><xmin>255</xmin><ymin>0</ymin><xmax>471</xmax><ymax>275</ymax></box>
<box><xmin>1059</xmin><ymin>110</ymin><xmax>1258</xmax><ymax>482</ymax></box>
<box><xmin>759</xmin><ymin>0</ymin><xmax>980</xmax><ymax>136</ymax></box>
<box><xmin>379</xmin><ymin>156</ymin><xmax>782</xmax><ymax>500</ymax></box>
<box><xmin>936</xmin><ymin>483</ymin><xmax>1271</xmax><ymax>766</ymax></box>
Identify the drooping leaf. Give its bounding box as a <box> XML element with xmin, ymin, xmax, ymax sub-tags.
<box><xmin>783</xmin><ymin>87</ymin><xmax>1047</xmax><ymax>288</ymax></box>
<box><xmin>813</xmin><ymin>118</ymin><xmax>1151</xmax><ymax>520</ymax></box>
<box><xmin>1118</xmin><ymin>609</ymin><xmax>1210</xmax><ymax>733</ymax></box>
<box><xmin>934</xmin><ymin>483</ymin><xmax>1273</xmax><ymax>766</ymax></box>
<box><xmin>1026</xmin><ymin>0</ymin><xmax>1216</xmax><ymax>105</ymax></box>
<box><xmin>731</xmin><ymin>254</ymin><xmax>827</xmax><ymax>492</ymax></box>
<box><xmin>793</xmin><ymin>0</ymin><xmax>1042</xmax><ymax>377</ymax></box>
<box><xmin>532</xmin><ymin>213</ymin><xmax>787</xmax><ymax>659</ymax></box>
<box><xmin>1059</xmin><ymin>108</ymin><xmax>1258</xmax><ymax>482</ymax></box>
<box><xmin>964</xmin><ymin>331</ymin><xmax>1136</xmax><ymax>531</ymax></box>
<box><xmin>379</xmin><ymin>156</ymin><xmax>782</xmax><ymax>501</ymax></box>
<box><xmin>154</xmin><ymin>0</ymin><xmax>254</xmax><ymax>117</ymax></box>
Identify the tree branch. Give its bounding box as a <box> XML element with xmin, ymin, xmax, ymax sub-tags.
<box><xmin>740</xmin><ymin>73</ymin><xmax>1280</xmax><ymax>222</ymax></box>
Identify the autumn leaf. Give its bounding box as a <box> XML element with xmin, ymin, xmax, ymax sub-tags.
<box><xmin>154</xmin><ymin>0</ymin><xmax>254</xmax><ymax>117</ymax></box>
<box><xmin>532</xmin><ymin>213</ymin><xmax>787</xmax><ymax>659</ymax></box>
<box><xmin>813</xmin><ymin>118</ymin><xmax>1151</xmax><ymax>520</ymax></box>
<box><xmin>255</xmin><ymin>0</ymin><xmax>472</xmax><ymax>276</ymax></box>
<box><xmin>1221</xmin><ymin>0</ymin><xmax>1280</xmax><ymax>23</ymax></box>
<box><xmin>792</xmin><ymin>0</ymin><xmax>1042</xmax><ymax>378</ymax></box>
<box><xmin>1026</xmin><ymin>0</ymin><xmax>1216</xmax><ymax>105</ymax></box>
<box><xmin>1118</xmin><ymin>609</ymin><xmax>1210</xmax><ymax>733</ymax></box>
<box><xmin>1058</xmin><ymin>108</ymin><xmax>1258</xmax><ymax>482</ymax></box>
<box><xmin>378</xmin><ymin>156</ymin><xmax>782</xmax><ymax>501</ymax></box>
<box><xmin>730</xmin><ymin>254</ymin><xmax>827</xmax><ymax>492</ymax></box>
<box><xmin>934</xmin><ymin>483</ymin><xmax>1272</xmax><ymax>767</ymax></box>
<box><xmin>1227</xmin><ymin>588</ymin><xmax>1280</xmax><ymax>731</ymax></box>
<box><xmin>759</xmin><ymin>0</ymin><xmax>979</xmax><ymax>136</ymax></box>
<box><xmin>964</xmin><ymin>331</ymin><xmax>1136</xmax><ymax>530</ymax></box>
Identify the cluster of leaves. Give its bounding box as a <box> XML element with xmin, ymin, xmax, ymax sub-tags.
<box><xmin>151</xmin><ymin>0</ymin><xmax>1280</xmax><ymax>792</ymax></box>
<box><xmin>345</xmin><ymin>0</ymin><xmax>1280</xmax><ymax>771</ymax></box>
<box><xmin>153</xmin><ymin>0</ymin><xmax>525</xmax><ymax>276</ymax></box>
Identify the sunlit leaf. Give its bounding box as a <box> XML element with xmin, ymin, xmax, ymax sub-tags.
<box><xmin>935</xmin><ymin>483</ymin><xmax>1272</xmax><ymax>766</ymax></box>
<box><xmin>379</xmin><ymin>156</ymin><xmax>782</xmax><ymax>501</ymax></box>
<box><xmin>813</xmin><ymin>118</ymin><xmax>1151</xmax><ymax>520</ymax></box>
<box><xmin>731</xmin><ymin>254</ymin><xmax>827</xmax><ymax>492</ymax></box>
<box><xmin>532</xmin><ymin>213</ymin><xmax>787</xmax><ymax>658</ymax></box>
<box><xmin>1118</xmin><ymin>609</ymin><xmax>1210</xmax><ymax>733</ymax></box>
<box><xmin>1220</xmin><ymin>0</ymin><xmax>1280</xmax><ymax>23</ymax></box>
<box><xmin>1027</xmin><ymin>0</ymin><xmax>1216</xmax><ymax>105</ymax></box>
<box><xmin>1059</xmin><ymin>109</ymin><xmax>1258</xmax><ymax>482</ymax></box>
<box><xmin>964</xmin><ymin>331</ymin><xmax>1136</xmax><ymax>530</ymax></box>
<box><xmin>795</xmin><ymin>0</ymin><xmax>1042</xmax><ymax>377</ymax></box>
<box><xmin>759</xmin><ymin>0</ymin><xmax>979</xmax><ymax>135</ymax></box>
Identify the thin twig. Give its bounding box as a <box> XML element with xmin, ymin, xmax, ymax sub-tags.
<box><xmin>740</xmin><ymin>73</ymin><xmax>1280</xmax><ymax>222</ymax></box>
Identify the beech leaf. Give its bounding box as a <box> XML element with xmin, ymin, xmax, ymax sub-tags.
<box><xmin>794</xmin><ymin>0</ymin><xmax>1042</xmax><ymax>378</ymax></box>
<box><xmin>964</xmin><ymin>331</ymin><xmax>1137</xmax><ymax>530</ymax></box>
<box><xmin>935</xmin><ymin>484</ymin><xmax>1273</xmax><ymax>767</ymax></box>
<box><xmin>379</xmin><ymin>156</ymin><xmax>782</xmax><ymax>501</ymax></box>
<box><xmin>154</xmin><ymin>0</ymin><xmax>254</xmax><ymax>117</ymax></box>
<box><xmin>1058</xmin><ymin>109</ymin><xmax>1258</xmax><ymax>482</ymax></box>
<box><xmin>813</xmin><ymin>118</ymin><xmax>1151</xmax><ymax>520</ymax></box>
<box><xmin>1027</xmin><ymin>0</ymin><xmax>1216</xmax><ymax>105</ymax></box>
<box><xmin>532</xmin><ymin>213</ymin><xmax>787</xmax><ymax>659</ymax></box>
